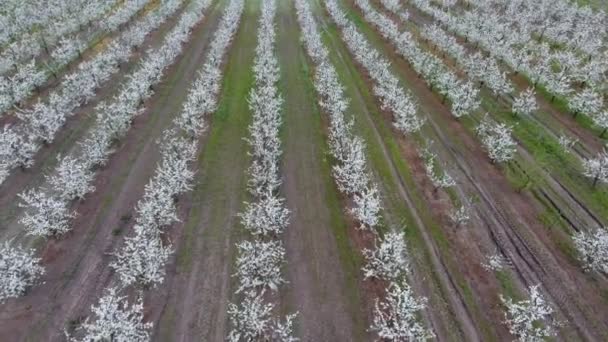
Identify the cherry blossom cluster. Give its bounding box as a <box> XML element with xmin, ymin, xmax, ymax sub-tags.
<box><xmin>356</xmin><ymin>0</ymin><xmax>480</xmax><ymax>119</ymax></box>
<box><xmin>573</xmin><ymin>227</ymin><xmax>608</xmax><ymax>275</ymax></box>
<box><xmin>0</xmin><ymin>0</ymin><xmax>185</xmax><ymax>185</ymax></box>
<box><xmin>325</xmin><ymin>0</ymin><xmax>425</xmax><ymax>133</ymax></box>
<box><xmin>500</xmin><ymin>285</ymin><xmax>557</xmax><ymax>341</ymax></box>
<box><xmin>582</xmin><ymin>148</ymin><xmax>608</xmax><ymax>187</ymax></box>
<box><xmin>308</xmin><ymin>1</ymin><xmax>433</xmax><ymax>339</ymax></box>
<box><xmin>227</xmin><ymin>1</ymin><xmax>297</xmax><ymax>340</ymax></box>
<box><xmin>67</xmin><ymin>0</ymin><xmax>244</xmax><ymax>339</ymax></box>
<box><xmin>0</xmin><ymin>241</ymin><xmax>44</xmax><ymax>303</ymax></box>
<box><xmin>475</xmin><ymin>115</ymin><xmax>517</xmax><ymax>163</ymax></box>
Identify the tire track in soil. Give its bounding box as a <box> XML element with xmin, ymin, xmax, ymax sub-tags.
<box><xmin>313</xmin><ymin>0</ymin><xmax>485</xmax><ymax>340</ymax></box>
<box><xmin>0</xmin><ymin>0</ymin><xmax>192</xmax><ymax>227</ymax></box>
<box><xmin>349</xmin><ymin>1</ymin><xmax>608</xmax><ymax>339</ymax></box>
<box><xmin>0</xmin><ymin>3</ymin><xmax>225</xmax><ymax>340</ymax></box>
<box><xmin>152</xmin><ymin>1</ymin><xmax>257</xmax><ymax>340</ymax></box>
<box><xmin>277</xmin><ymin>1</ymin><xmax>367</xmax><ymax>340</ymax></box>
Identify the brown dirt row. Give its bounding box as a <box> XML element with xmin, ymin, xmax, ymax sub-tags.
<box><xmin>0</xmin><ymin>2</ymin><xmax>225</xmax><ymax>340</ymax></box>
<box><xmin>151</xmin><ymin>0</ymin><xmax>257</xmax><ymax>339</ymax></box>
<box><xmin>0</xmin><ymin>0</ymin><xmax>193</xmax><ymax>234</ymax></box>
<box><xmin>277</xmin><ymin>0</ymin><xmax>369</xmax><ymax>340</ymax></box>
<box><xmin>351</xmin><ymin>0</ymin><xmax>608</xmax><ymax>340</ymax></box>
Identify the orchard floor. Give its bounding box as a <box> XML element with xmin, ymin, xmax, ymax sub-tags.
<box><xmin>0</xmin><ymin>0</ymin><xmax>607</xmax><ymax>341</ymax></box>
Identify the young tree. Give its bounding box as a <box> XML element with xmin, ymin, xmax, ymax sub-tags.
<box><xmin>476</xmin><ymin>116</ymin><xmax>517</xmax><ymax>163</ymax></box>
<box><xmin>227</xmin><ymin>290</ymin><xmax>298</xmax><ymax>342</ymax></box>
<box><xmin>332</xmin><ymin>136</ymin><xmax>369</xmax><ymax>195</ymax></box>
<box><xmin>512</xmin><ymin>88</ymin><xmax>538</xmax><ymax>117</ymax></box>
<box><xmin>422</xmin><ymin>147</ymin><xmax>455</xmax><ymax>190</ymax></box>
<box><xmin>592</xmin><ymin>110</ymin><xmax>608</xmax><ymax>138</ymax></box>
<box><xmin>568</xmin><ymin>88</ymin><xmax>603</xmax><ymax>118</ymax></box>
<box><xmin>47</xmin><ymin>154</ymin><xmax>95</xmax><ymax>201</ymax></box>
<box><xmin>67</xmin><ymin>287</ymin><xmax>152</xmax><ymax>342</ymax></box>
<box><xmin>572</xmin><ymin>228</ymin><xmax>608</xmax><ymax>274</ymax></box>
<box><xmin>501</xmin><ymin>285</ymin><xmax>556</xmax><ymax>342</ymax></box>
<box><xmin>18</xmin><ymin>189</ymin><xmax>74</xmax><ymax>237</ymax></box>
<box><xmin>449</xmin><ymin>204</ymin><xmax>471</xmax><ymax>227</ymax></box>
<box><xmin>370</xmin><ymin>282</ymin><xmax>434</xmax><ymax>341</ymax></box>
<box><xmin>0</xmin><ymin>242</ymin><xmax>45</xmax><ymax>302</ymax></box>
<box><xmin>17</xmin><ymin>100</ymin><xmax>66</xmax><ymax>144</ymax></box>
<box><xmin>239</xmin><ymin>194</ymin><xmax>290</xmax><ymax>236</ymax></box>
<box><xmin>111</xmin><ymin>228</ymin><xmax>172</xmax><ymax>288</ymax></box>
<box><xmin>582</xmin><ymin>149</ymin><xmax>608</xmax><ymax>187</ymax></box>
<box><xmin>233</xmin><ymin>240</ymin><xmax>286</xmax><ymax>293</ymax></box>
<box><xmin>362</xmin><ymin>231</ymin><xmax>409</xmax><ymax>281</ymax></box>
<box><xmin>0</xmin><ymin>125</ymin><xmax>39</xmax><ymax>170</ymax></box>
<box><xmin>351</xmin><ymin>185</ymin><xmax>382</xmax><ymax>230</ymax></box>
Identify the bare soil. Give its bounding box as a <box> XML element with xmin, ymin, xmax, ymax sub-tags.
<box><xmin>277</xmin><ymin>1</ymin><xmax>368</xmax><ymax>340</ymax></box>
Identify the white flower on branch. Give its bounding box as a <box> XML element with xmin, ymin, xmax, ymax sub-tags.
<box><xmin>501</xmin><ymin>285</ymin><xmax>556</xmax><ymax>342</ymax></box>
<box><xmin>476</xmin><ymin>115</ymin><xmax>517</xmax><ymax>163</ymax></box>
<box><xmin>370</xmin><ymin>281</ymin><xmax>434</xmax><ymax>341</ymax></box>
<box><xmin>482</xmin><ymin>253</ymin><xmax>508</xmax><ymax>271</ymax></box>
<box><xmin>227</xmin><ymin>290</ymin><xmax>298</xmax><ymax>342</ymax></box>
<box><xmin>449</xmin><ymin>204</ymin><xmax>471</xmax><ymax>227</ymax></box>
<box><xmin>422</xmin><ymin>147</ymin><xmax>455</xmax><ymax>189</ymax></box>
<box><xmin>111</xmin><ymin>228</ymin><xmax>172</xmax><ymax>288</ymax></box>
<box><xmin>363</xmin><ymin>231</ymin><xmax>409</xmax><ymax>281</ymax></box>
<box><xmin>351</xmin><ymin>184</ymin><xmax>382</xmax><ymax>230</ymax></box>
<box><xmin>234</xmin><ymin>239</ymin><xmax>286</xmax><ymax>293</ymax></box>
<box><xmin>572</xmin><ymin>228</ymin><xmax>608</xmax><ymax>275</ymax></box>
<box><xmin>0</xmin><ymin>242</ymin><xmax>44</xmax><ymax>302</ymax></box>
<box><xmin>67</xmin><ymin>287</ymin><xmax>152</xmax><ymax>342</ymax></box>
<box><xmin>47</xmin><ymin>154</ymin><xmax>95</xmax><ymax>201</ymax></box>
<box><xmin>582</xmin><ymin>149</ymin><xmax>608</xmax><ymax>187</ymax></box>
<box><xmin>239</xmin><ymin>193</ymin><xmax>290</xmax><ymax>236</ymax></box>
<box><xmin>512</xmin><ymin>88</ymin><xmax>537</xmax><ymax>117</ymax></box>
<box><xmin>18</xmin><ymin>189</ymin><xmax>74</xmax><ymax>237</ymax></box>
<box><xmin>569</xmin><ymin>88</ymin><xmax>603</xmax><ymax>117</ymax></box>
<box><xmin>332</xmin><ymin>136</ymin><xmax>369</xmax><ymax>195</ymax></box>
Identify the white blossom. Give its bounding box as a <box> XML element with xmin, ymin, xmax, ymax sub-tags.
<box><xmin>234</xmin><ymin>240</ymin><xmax>286</xmax><ymax>293</ymax></box>
<box><xmin>0</xmin><ymin>242</ymin><xmax>44</xmax><ymax>302</ymax></box>
<box><xmin>370</xmin><ymin>282</ymin><xmax>434</xmax><ymax>341</ymax></box>
<box><xmin>476</xmin><ymin>116</ymin><xmax>517</xmax><ymax>163</ymax></box>
<box><xmin>67</xmin><ymin>287</ymin><xmax>152</xmax><ymax>342</ymax></box>
<box><xmin>363</xmin><ymin>231</ymin><xmax>409</xmax><ymax>280</ymax></box>
<box><xmin>573</xmin><ymin>228</ymin><xmax>608</xmax><ymax>274</ymax></box>
<box><xmin>227</xmin><ymin>290</ymin><xmax>299</xmax><ymax>342</ymax></box>
<box><xmin>501</xmin><ymin>285</ymin><xmax>556</xmax><ymax>342</ymax></box>
<box><xmin>351</xmin><ymin>185</ymin><xmax>382</xmax><ymax>230</ymax></box>
<box><xmin>18</xmin><ymin>189</ymin><xmax>74</xmax><ymax>237</ymax></box>
<box><xmin>512</xmin><ymin>88</ymin><xmax>538</xmax><ymax>117</ymax></box>
<box><xmin>582</xmin><ymin>149</ymin><xmax>608</xmax><ymax>187</ymax></box>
